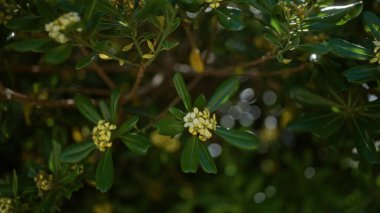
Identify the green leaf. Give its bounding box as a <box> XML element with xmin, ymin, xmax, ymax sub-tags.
<box><xmin>44</xmin><ymin>44</ymin><xmax>72</xmax><ymax>65</ymax></box>
<box><xmin>49</xmin><ymin>141</ymin><xmax>61</xmax><ymax>175</ymax></box>
<box><xmin>328</xmin><ymin>38</ymin><xmax>373</xmax><ymax>60</ymax></box>
<box><xmin>96</xmin><ymin>0</ymin><xmax>122</xmax><ymax>17</ymax></box>
<box><xmin>264</xmin><ymin>32</ymin><xmax>283</xmax><ymax>47</ymax></box>
<box><xmin>173</xmin><ymin>73</ymin><xmax>192</xmax><ymax>111</ymax></box>
<box><xmin>247</xmin><ymin>0</ymin><xmax>276</xmax><ymax>15</ymax></box>
<box><xmin>5</xmin><ymin>39</ymin><xmax>52</xmax><ymax>53</ymax></box>
<box><xmin>297</xmin><ymin>43</ymin><xmax>331</xmax><ymax>55</ymax></box>
<box><xmin>288</xmin><ymin>113</ymin><xmax>344</xmax><ymax>139</ymax></box>
<box><xmin>6</xmin><ymin>15</ymin><xmax>42</xmax><ymax>31</ymax></box>
<box><xmin>162</xmin><ymin>40</ymin><xmax>179</xmax><ymax>51</ymax></box>
<box><xmin>363</xmin><ymin>11</ymin><xmax>380</xmax><ymax>41</ymax></box>
<box><xmin>61</xmin><ymin>141</ymin><xmax>96</xmax><ymax>163</ymax></box>
<box><xmin>74</xmin><ymin>95</ymin><xmax>102</xmax><ymax>124</ymax></box>
<box><xmin>207</xmin><ymin>76</ymin><xmax>239</xmax><ymax>112</ymax></box>
<box><xmin>270</xmin><ymin>5</ymin><xmax>289</xmax><ymax>37</ymax></box>
<box><xmin>134</xmin><ymin>0</ymin><xmax>170</xmax><ymax>21</ymax></box>
<box><xmin>215</xmin><ymin>7</ymin><xmax>244</xmax><ymax>31</ymax></box>
<box><xmin>120</xmin><ymin>134</ymin><xmax>151</xmax><ymax>155</ymax></box>
<box><xmin>289</xmin><ymin>87</ymin><xmax>339</xmax><ymax>107</ymax></box>
<box><xmin>76</xmin><ymin>55</ymin><xmax>97</xmax><ymax>70</ymax></box>
<box><xmin>96</xmin><ymin>148</ymin><xmax>114</xmax><ymax>193</ymax></box>
<box><xmin>215</xmin><ymin>127</ymin><xmax>259</xmax><ymax>150</ymax></box>
<box><xmin>84</xmin><ymin>0</ymin><xmax>98</xmax><ymax>20</ymax></box>
<box><xmin>12</xmin><ymin>170</ymin><xmax>18</xmax><ymax>198</ymax></box>
<box><xmin>115</xmin><ymin>116</ymin><xmax>139</xmax><ymax>136</ymax></box>
<box><xmin>155</xmin><ymin>118</ymin><xmax>185</xmax><ymax>137</ymax></box>
<box><xmin>110</xmin><ymin>90</ymin><xmax>121</xmax><ymax>123</ymax></box>
<box><xmin>343</xmin><ymin>65</ymin><xmax>380</xmax><ymax>83</ymax></box>
<box><xmin>194</xmin><ymin>95</ymin><xmax>207</xmax><ymax>109</ymax></box>
<box><xmin>99</xmin><ymin>101</ymin><xmax>111</xmax><ymax>121</ymax></box>
<box><xmin>169</xmin><ymin>107</ymin><xmax>185</xmax><ymax>121</ymax></box>
<box><xmin>305</xmin><ymin>2</ymin><xmax>362</xmax><ymax>26</ymax></box>
<box><xmin>198</xmin><ymin>141</ymin><xmax>217</xmax><ymax>174</ymax></box>
<box><xmin>181</xmin><ymin>137</ymin><xmax>200</xmax><ymax>173</ymax></box>
<box><xmin>353</xmin><ymin>118</ymin><xmax>379</xmax><ymax>164</ymax></box>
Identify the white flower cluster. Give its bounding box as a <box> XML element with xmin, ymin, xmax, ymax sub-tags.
<box><xmin>92</xmin><ymin>120</ymin><xmax>117</xmax><ymax>152</ymax></box>
<box><xmin>0</xmin><ymin>197</ymin><xmax>13</xmax><ymax>213</ymax></box>
<box><xmin>370</xmin><ymin>40</ymin><xmax>380</xmax><ymax>64</ymax></box>
<box><xmin>184</xmin><ymin>108</ymin><xmax>217</xmax><ymax>141</ymax></box>
<box><xmin>45</xmin><ymin>12</ymin><xmax>81</xmax><ymax>43</ymax></box>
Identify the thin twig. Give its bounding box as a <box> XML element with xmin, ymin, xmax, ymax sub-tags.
<box><xmin>0</xmin><ymin>82</ymin><xmax>76</xmax><ymax>108</ymax></box>
<box><xmin>126</xmin><ymin>63</ymin><xmax>146</xmax><ymax>102</ymax></box>
<box><xmin>79</xmin><ymin>47</ymin><xmax>116</xmax><ymax>89</ymax></box>
<box><xmin>46</xmin><ymin>87</ymin><xmax>110</xmax><ymax>96</ymax></box>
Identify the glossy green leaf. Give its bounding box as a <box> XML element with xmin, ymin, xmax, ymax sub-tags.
<box><xmin>134</xmin><ymin>0</ymin><xmax>170</xmax><ymax>21</ymax></box>
<box><xmin>61</xmin><ymin>141</ymin><xmax>96</xmax><ymax>163</ymax></box>
<box><xmin>96</xmin><ymin>0</ymin><xmax>121</xmax><ymax>17</ymax></box>
<box><xmin>177</xmin><ymin>0</ymin><xmax>204</xmax><ymax>13</ymax></box>
<box><xmin>96</xmin><ymin>148</ymin><xmax>114</xmax><ymax>192</ymax></box>
<box><xmin>169</xmin><ymin>107</ymin><xmax>185</xmax><ymax>121</ymax></box>
<box><xmin>75</xmin><ymin>55</ymin><xmax>97</xmax><ymax>70</ymax></box>
<box><xmin>328</xmin><ymin>38</ymin><xmax>373</xmax><ymax>60</ymax></box>
<box><xmin>5</xmin><ymin>39</ymin><xmax>51</xmax><ymax>53</ymax></box>
<box><xmin>120</xmin><ymin>134</ymin><xmax>151</xmax><ymax>155</ymax></box>
<box><xmin>198</xmin><ymin>141</ymin><xmax>217</xmax><ymax>174</ymax></box>
<box><xmin>115</xmin><ymin>116</ymin><xmax>139</xmax><ymax>136</ymax></box>
<box><xmin>110</xmin><ymin>90</ymin><xmax>121</xmax><ymax>123</ymax></box>
<box><xmin>343</xmin><ymin>65</ymin><xmax>380</xmax><ymax>83</ymax></box>
<box><xmin>44</xmin><ymin>44</ymin><xmax>72</xmax><ymax>65</ymax></box>
<box><xmin>207</xmin><ymin>76</ymin><xmax>239</xmax><ymax>113</ymax></box>
<box><xmin>181</xmin><ymin>136</ymin><xmax>200</xmax><ymax>173</ymax></box>
<box><xmin>305</xmin><ymin>2</ymin><xmax>362</xmax><ymax>25</ymax></box>
<box><xmin>297</xmin><ymin>43</ymin><xmax>331</xmax><ymax>55</ymax></box>
<box><xmin>288</xmin><ymin>113</ymin><xmax>344</xmax><ymax>139</ymax></box>
<box><xmin>173</xmin><ymin>73</ymin><xmax>192</xmax><ymax>111</ymax></box>
<box><xmin>74</xmin><ymin>95</ymin><xmax>102</xmax><ymax>124</ymax></box>
<box><xmin>215</xmin><ymin>8</ymin><xmax>245</xmax><ymax>31</ymax></box>
<box><xmin>6</xmin><ymin>15</ymin><xmax>42</xmax><ymax>31</ymax></box>
<box><xmin>12</xmin><ymin>171</ymin><xmax>18</xmax><ymax>197</ymax></box>
<box><xmin>363</xmin><ymin>11</ymin><xmax>380</xmax><ymax>41</ymax></box>
<box><xmin>194</xmin><ymin>95</ymin><xmax>207</xmax><ymax>109</ymax></box>
<box><xmin>84</xmin><ymin>0</ymin><xmax>98</xmax><ymax>20</ymax></box>
<box><xmin>99</xmin><ymin>101</ymin><xmax>111</xmax><ymax>121</ymax></box>
<box><xmin>215</xmin><ymin>127</ymin><xmax>259</xmax><ymax>150</ymax></box>
<box><xmin>271</xmin><ymin>5</ymin><xmax>289</xmax><ymax>37</ymax></box>
<box><xmin>353</xmin><ymin>118</ymin><xmax>379</xmax><ymax>164</ymax></box>
<box><xmin>49</xmin><ymin>141</ymin><xmax>61</xmax><ymax>175</ymax></box>
<box><xmin>290</xmin><ymin>87</ymin><xmax>339</xmax><ymax>107</ymax></box>
<box><xmin>247</xmin><ymin>0</ymin><xmax>276</xmax><ymax>15</ymax></box>
<box><xmin>155</xmin><ymin>118</ymin><xmax>185</xmax><ymax>137</ymax></box>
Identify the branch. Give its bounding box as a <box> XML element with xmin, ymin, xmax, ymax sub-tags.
<box><xmin>125</xmin><ymin>63</ymin><xmax>146</xmax><ymax>103</ymax></box>
<box><xmin>0</xmin><ymin>82</ymin><xmax>76</xmax><ymax>108</ymax></box>
<box><xmin>79</xmin><ymin>47</ymin><xmax>116</xmax><ymax>89</ymax></box>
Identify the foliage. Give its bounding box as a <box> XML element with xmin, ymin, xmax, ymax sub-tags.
<box><xmin>1</xmin><ymin>0</ymin><xmax>380</xmax><ymax>212</ymax></box>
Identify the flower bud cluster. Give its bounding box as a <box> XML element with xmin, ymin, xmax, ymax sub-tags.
<box><xmin>0</xmin><ymin>0</ymin><xmax>19</xmax><ymax>25</ymax></box>
<box><xmin>45</xmin><ymin>12</ymin><xmax>81</xmax><ymax>43</ymax></box>
<box><xmin>0</xmin><ymin>197</ymin><xmax>13</xmax><ymax>213</ymax></box>
<box><xmin>34</xmin><ymin>171</ymin><xmax>53</xmax><ymax>193</ymax></box>
<box><xmin>92</xmin><ymin>120</ymin><xmax>117</xmax><ymax>152</ymax></box>
<box><xmin>370</xmin><ymin>41</ymin><xmax>380</xmax><ymax>64</ymax></box>
<box><xmin>184</xmin><ymin>108</ymin><xmax>217</xmax><ymax>141</ymax></box>
<box><xmin>205</xmin><ymin>0</ymin><xmax>223</xmax><ymax>9</ymax></box>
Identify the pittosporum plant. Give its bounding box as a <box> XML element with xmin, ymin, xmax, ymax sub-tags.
<box><xmin>1</xmin><ymin>0</ymin><xmax>380</xmax><ymax>212</ymax></box>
